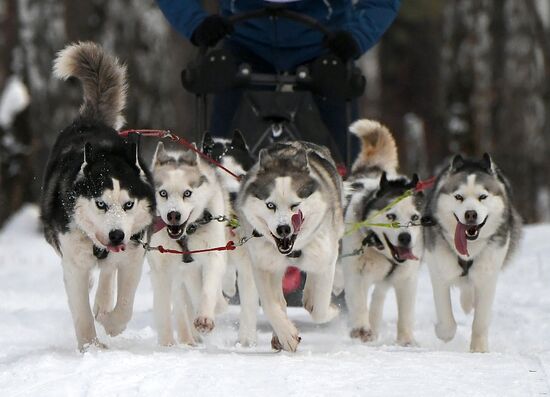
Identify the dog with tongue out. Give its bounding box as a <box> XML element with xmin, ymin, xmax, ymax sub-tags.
<box><xmin>423</xmin><ymin>153</ymin><xmax>522</xmax><ymax>352</ymax></box>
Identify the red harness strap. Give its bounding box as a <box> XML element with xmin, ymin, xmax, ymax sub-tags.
<box><xmin>153</xmin><ymin>240</ymin><xmax>237</xmax><ymax>255</ymax></box>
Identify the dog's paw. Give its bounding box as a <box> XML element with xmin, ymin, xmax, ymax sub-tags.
<box><xmin>79</xmin><ymin>338</ymin><xmax>108</xmax><ymax>353</ymax></box>
<box><xmin>194</xmin><ymin>316</ymin><xmax>215</xmax><ymax>334</ymax></box>
<box><xmin>397</xmin><ymin>336</ymin><xmax>418</xmax><ymax>347</ymax></box>
<box><xmin>158</xmin><ymin>336</ymin><xmax>177</xmax><ymax>347</ymax></box>
<box><xmin>435</xmin><ymin>322</ymin><xmax>456</xmax><ymax>342</ymax></box>
<box><xmin>470</xmin><ymin>336</ymin><xmax>489</xmax><ymax>353</ymax></box>
<box><xmin>238</xmin><ymin>330</ymin><xmax>257</xmax><ymax>348</ymax></box>
<box><xmin>350</xmin><ymin>327</ymin><xmax>377</xmax><ymax>343</ymax></box>
<box><xmin>96</xmin><ymin>311</ymin><xmax>128</xmax><ymax>337</ymax></box>
<box><xmin>271</xmin><ymin>332</ymin><xmax>301</xmax><ymax>352</ymax></box>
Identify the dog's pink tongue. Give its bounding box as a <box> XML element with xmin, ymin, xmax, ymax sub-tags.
<box><xmin>107</xmin><ymin>244</ymin><xmax>126</xmax><ymax>253</ymax></box>
<box><xmin>395</xmin><ymin>246</ymin><xmax>418</xmax><ymax>261</ymax></box>
<box><xmin>454</xmin><ymin>222</ymin><xmax>469</xmax><ymax>256</ymax></box>
<box><xmin>292</xmin><ymin>210</ymin><xmax>304</xmax><ymax>233</ymax></box>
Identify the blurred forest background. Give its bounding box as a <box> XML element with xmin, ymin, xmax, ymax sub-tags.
<box><xmin>0</xmin><ymin>0</ymin><xmax>549</xmax><ymax>228</ymax></box>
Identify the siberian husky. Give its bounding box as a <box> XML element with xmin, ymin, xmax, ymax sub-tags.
<box><xmin>147</xmin><ymin>141</ymin><xmax>228</xmax><ymax>346</ymax></box>
<box><xmin>236</xmin><ymin>141</ymin><xmax>344</xmax><ymax>352</ymax></box>
<box><xmin>340</xmin><ymin>120</ymin><xmax>424</xmax><ymax>346</ymax></box>
<box><xmin>41</xmin><ymin>42</ymin><xmax>155</xmax><ymax>351</ymax></box>
<box><xmin>424</xmin><ymin>154</ymin><xmax>521</xmax><ymax>352</ymax></box>
<box><xmin>202</xmin><ymin>131</ymin><xmax>259</xmax><ymax>346</ymax></box>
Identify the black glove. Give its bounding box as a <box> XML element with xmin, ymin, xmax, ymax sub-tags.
<box><xmin>191</xmin><ymin>15</ymin><xmax>234</xmax><ymax>47</ymax></box>
<box><xmin>324</xmin><ymin>30</ymin><xmax>360</xmax><ymax>62</ymax></box>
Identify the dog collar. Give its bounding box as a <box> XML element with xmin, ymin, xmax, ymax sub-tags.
<box><xmin>287</xmin><ymin>250</ymin><xmax>302</xmax><ymax>258</ymax></box>
<box><xmin>93</xmin><ymin>245</ymin><xmax>109</xmax><ymax>260</ymax></box>
<box><xmin>176</xmin><ymin>236</ymin><xmax>194</xmax><ymax>263</ymax></box>
<box><xmin>385</xmin><ymin>258</ymin><xmax>399</xmax><ymax>278</ymax></box>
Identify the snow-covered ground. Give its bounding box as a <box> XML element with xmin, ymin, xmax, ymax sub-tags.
<box><xmin>1</xmin><ymin>206</ymin><xmax>549</xmax><ymax>396</ymax></box>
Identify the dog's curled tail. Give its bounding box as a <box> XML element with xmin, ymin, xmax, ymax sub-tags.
<box><xmin>53</xmin><ymin>41</ymin><xmax>127</xmax><ymax>130</ymax></box>
<box><xmin>349</xmin><ymin>119</ymin><xmax>398</xmax><ymax>173</ymax></box>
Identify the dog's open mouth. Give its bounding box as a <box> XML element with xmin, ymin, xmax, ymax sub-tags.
<box><xmin>271</xmin><ymin>233</ymin><xmax>297</xmax><ymax>255</ymax></box>
<box><xmin>107</xmin><ymin>244</ymin><xmax>126</xmax><ymax>253</ymax></box>
<box><xmin>383</xmin><ymin>234</ymin><xmax>418</xmax><ymax>263</ymax></box>
<box><xmin>167</xmin><ymin>225</ymin><xmax>185</xmax><ymax>240</ymax></box>
<box><xmin>453</xmin><ymin>214</ymin><xmax>488</xmax><ymax>256</ymax></box>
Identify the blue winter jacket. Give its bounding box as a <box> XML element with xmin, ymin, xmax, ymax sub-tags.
<box><xmin>156</xmin><ymin>0</ymin><xmax>401</xmax><ymax>71</ymax></box>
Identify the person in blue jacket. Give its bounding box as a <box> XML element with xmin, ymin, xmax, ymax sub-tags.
<box><xmin>156</xmin><ymin>0</ymin><xmax>401</xmax><ymax>163</ymax></box>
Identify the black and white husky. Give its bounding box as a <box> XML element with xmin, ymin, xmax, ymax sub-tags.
<box><xmin>41</xmin><ymin>42</ymin><xmax>155</xmax><ymax>351</ymax></box>
<box><xmin>339</xmin><ymin>120</ymin><xmax>424</xmax><ymax>346</ymax></box>
<box><xmin>147</xmin><ymin>141</ymin><xmax>228</xmax><ymax>346</ymax></box>
<box><xmin>203</xmin><ymin>132</ymin><xmax>260</xmax><ymax>346</ymax></box>
<box><xmin>237</xmin><ymin>141</ymin><xmax>344</xmax><ymax>352</ymax></box>
<box><xmin>423</xmin><ymin>154</ymin><xmax>522</xmax><ymax>352</ymax></box>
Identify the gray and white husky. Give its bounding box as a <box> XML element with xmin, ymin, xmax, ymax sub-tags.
<box><xmin>339</xmin><ymin>120</ymin><xmax>424</xmax><ymax>346</ymax></box>
<box><xmin>236</xmin><ymin>141</ymin><xmax>344</xmax><ymax>352</ymax></box>
<box><xmin>202</xmin><ymin>132</ymin><xmax>260</xmax><ymax>346</ymax></box>
<box><xmin>423</xmin><ymin>154</ymin><xmax>522</xmax><ymax>352</ymax></box>
<box><xmin>147</xmin><ymin>141</ymin><xmax>228</xmax><ymax>346</ymax></box>
<box><xmin>41</xmin><ymin>42</ymin><xmax>156</xmax><ymax>351</ymax></box>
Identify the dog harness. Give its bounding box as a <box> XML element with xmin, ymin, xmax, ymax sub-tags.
<box><xmin>458</xmin><ymin>257</ymin><xmax>474</xmax><ymax>277</ymax></box>
<box><xmin>175</xmin><ymin>209</ymin><xmax>216</xmax><ymax>263</ymax></box>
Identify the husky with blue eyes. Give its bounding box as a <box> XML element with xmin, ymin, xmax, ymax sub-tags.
<box><xmin>236</xmin><ymin>141</ymin><xmax>344</xmax><ymax>352</ymax></box>
<box><xmin>338</xmin><ymin>119</ymin><xmax>425</xmax><ymax>346</ymax></box>
<box><xmin>424</xmin><ymin>153</ymin><xmax>522</xmax><ymax>352</ymax></box>
<box><xmin>40</xmin><ymin>42</ymin><xmax>156</xmax><ymax>351</ymax></box>
<box><xmin>147</xmin><ymin>141</ymin><xmax>228</xmax><ymax>346</ymax></box>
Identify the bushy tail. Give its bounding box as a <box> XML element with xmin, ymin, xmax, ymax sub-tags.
<box><xmin>53</xmin><ymin>41</ymin><xmax>127</xmax><ymax>130</ymax></box>
<box><xmin>349</xmin><ymin>119</ymin><xmax>398</xmax><ymax>174</ymax></box>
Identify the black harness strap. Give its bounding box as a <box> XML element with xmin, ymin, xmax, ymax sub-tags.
<box><xmin>185</xmin><ymin>210</ymin><xmax>213</xmax><ymax>235</ymax></box>
<box><xmin>176</xmin><ymin>237</ymin><xmax>194</xmax><ymax>263</ymax></box>
<box><xmin>385</xmin><ymin>259</ymin><xmax>399</xmax><ymax>279</ymax></box>
<box><xmin>458</xmin><ymin>257</ymin><xmax>474</xmax><ymax>277</ymax></box>
<box><xmin>287</xmin><ymin>250</ymin><xmax>302</xmax><ymax>258</ymax></box>
<box><xmin>93</xmin><ymin>245</ymin><xmax>109</xmax><ymax>260</ymax></box>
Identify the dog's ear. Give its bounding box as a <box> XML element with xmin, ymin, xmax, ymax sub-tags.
<box><xmin>379</xmin><ymin>171</ymin><xmax>389</xmax><ymax>189</ymax></box>
<box><xmin>410</xmin><ymin>173</ymin><xmax>419</xmax><ymax>188</ymax></box>
<box><xmin>152</xmin><ymin>141</ymin><xmax>170</xmax><ymax>166</ymax></box>
<box><xmin>292</xmin><ymin>149</ymin><xmax>309</xmax><ymax>171</ymax></box>
<box><xmin>181</xmin><ymin>145</ymin><xmax>198</xmax><ymax>166</ymax></box>
<box><xmin>481</xmin><ymin>152</ymin><xmax>494</xmax><ymax>174</ymax></box>
<box><xmin>450</xmin><ymin>154</ymin><xmax>464</xmax><ymax>172</ymax></box>
<box><xmin>202</xmin><ymin>132</ymin><xmax>214</xmax><ymax>156</ymax></box>
<box><xmin>231</xmin><ymin>130</ymin><xmax>247</xmax><ymax>151</ymax></box>
<box><xmin>258</xmin><ymin>148</ymin><xmax>272</xmax><ymax>170</ymax></box>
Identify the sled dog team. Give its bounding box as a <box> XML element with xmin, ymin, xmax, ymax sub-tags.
<box><xmin>41</xmin><ymin>43</ymin><xmax>522</xmax><ymax>353</ymax></box>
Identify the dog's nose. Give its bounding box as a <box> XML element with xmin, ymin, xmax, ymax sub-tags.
<box><xmin>167</xmin><ymin>211</ymin><xmax>181</xmax><ymax>224</ymax></box>
<box><xmin>109</xmin><ymin>229</ymin><xmax>125</xmax><ymax>245</ymax></box>
<box><xmin>398</xmin><ymin>232</ymin><xmax>411</xmax><ymax>246</ymax></box>
<box><xmin>276</xmin><ymin>224</ymin><xmax>292</xmax><ymax>238</ymax></box>
<box><xmin>465</xmin><ymin>210</ymin><xmax>478</xmax><ymax>224</ymax></box>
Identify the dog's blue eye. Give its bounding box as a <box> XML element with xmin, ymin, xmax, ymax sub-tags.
<box><xmin>266</xmin><ymin>202</ymin><xmax>276</xmax><ymax>211</ymax></box>
<box><xmin>479</xmin><ymin>194</ymin><xmax>488</xmax><ymax>201</ymax></box>
<box><xmin>123</xmin><ymin>201</ymin><xmax>134</xmax><ymax>211</ymax></box>
<box><xmin>95</xmin><ymin>200</ymin><xmax>107</xmax><ymax>210</ymax></box>
<box><xmin>386</xmin><ymin>213</ymin><xmax>396</xmax><ymax>221</ymax></box>
<box><xmin>454</xmin><ymin>194</ymin><xmax>464</xmax><ymax>202</ymax></box>
<box><xmin>183</xmin><ymin>190</ymin><xmax>192</xmax><ymax>198</ymax></box>
<box><xmin>159</xmin><ymin>190</ymin><xmax>168</xmax><ymax>198</ymax></box>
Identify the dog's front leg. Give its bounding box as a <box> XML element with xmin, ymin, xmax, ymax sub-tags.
<box><xmin>149</xmin><ymin>260</ymin><xmax>176</xmax><ymax>346</ymax></box>
<box><xmin>236</xmin><ymin>255</ymin><xmax>259</xmax><ymax>346</ymax></box>
<box><xmin>254</xmin><ymin>268</ymin><xmax>300</xmax><ymax>352</ymax></box>
<box><xmin>194</xmin><ymin>251</ymin><xmax>225</xmax><ymax>333</ymax></box>
<box><xmin>469</xmin><ymin>271</ymin><xmax>499</xmax><ymax>353</ymax></box>
<box><xmin>369</xmin><ymin>283</ymin><xmax>388</xmax><ymax>341</ymax></box>
<box><xmin>93</xmin><ymin>267</ymin><xmax>115</xmax><ymax>320</ymax></box>
<box><xmin>62</xmin><ymin>260</ymin><xmax>101</xmax><ymax>351</ymax></box>
<box><xmin>344</xmin><ymin>260</ymin><xmax>374</xmax><ymax>342</ymax></box>
<box><xmin>394</xmin><ymin>275</ymin><xmax>418</xmax><ymax>346</ymax></box>
<box><xmin>303</xmin><ymin>250</ymin><xmax>339</xmax><ymax>324</ymax></box>
<box><xmin>97</xmin><ymin>252</ymin><xmax>143</xmax><ymax>337</ymax></box>
<box><xmin>430</xmin><ymin>275</ymin><xmax>457</xmax><ymax>342</ymax></box>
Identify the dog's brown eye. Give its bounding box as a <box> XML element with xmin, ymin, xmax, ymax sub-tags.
<box><xmin>95</xmin><ymin>200</ymin><xmax>107</xmax><ymax>210</ymax></box>
<box><xmin>454</xmin><ymin>194</ymin><xmax>464</xmax><ymax>202</ymax></box>
<box><xmin>479</xmin><ymin>194</ymin><xmax>488</xmax><ymax>201</ymax></box>
<box><xmin>386</xmin><ymin>213</ymin><xmax>396</xmax><ymax>221</ymax></box>
<box><xmin>183</xmin><ymin>190</ymin><xmax>192</xmax><ymax>198</ymax></box>
<box><xmin>123</xmin><ymin>201</ymin><xmax>134</xmax><ymax>211</ymax></box>
<box><xmin>159</xmin><ymin>190</ymin><xmax>168</xmax><ymax>198</ymax></box>
<box><xmin>266</xmin><ymin>202</ymin><xmax>276</xmax><ymax>211</ymax></box>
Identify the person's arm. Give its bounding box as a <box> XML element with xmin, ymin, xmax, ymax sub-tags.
<box><xmin>155</xmin><ymin>0</ymin><xmax>209</xmax><ymax>39</ymax></box>
<box><xmin>346</xmin><ymin>0</ymin><xmax>402</xmax><ymax>54</ymax></box>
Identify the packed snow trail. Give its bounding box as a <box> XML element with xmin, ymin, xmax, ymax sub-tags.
<box><xmin>1</xmin><ymin>206</ymin><xmax>549</xmax><ymax>396</ymax></box>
